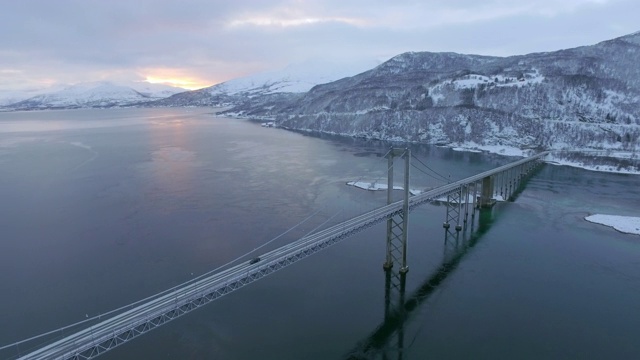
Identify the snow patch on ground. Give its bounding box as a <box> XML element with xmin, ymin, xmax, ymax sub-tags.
<box><xmin>447</xmin><ymin>143</ymin><xmax>640</xmax><ymax>175</ymax></box>
<box><xmin>546</xmin><ymin>152</ymin><xmax>640</xmax><ymax>175</ymax></box>
<box><xmin>452</xmin><ymin>147</ymin><xmax>482</xmax><ymax>153</ymax></box>
<box><xmin>585</xmin><ymin>214</ymin><xmax>640</xmax><ymax>236</ymax></box>
<box><xmin>453</xmin><ymin>76</ymin><xmax>490</xmax><ymax>89</ymax></box>
<box><xmin>434</xmin><ymin>70</ymin><xmax>545</xmax><ymax>92</ymax></box>
<box><xmin>448</xmin><ymin>142</ymin><xmax>532</xmax><ymax>157</ymax></box>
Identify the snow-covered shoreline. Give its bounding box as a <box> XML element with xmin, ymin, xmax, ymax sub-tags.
<box><xmin>585</xmin><ymin>214</ymin><xmax>640</xmax><ymax>236</ymax></box>
<box><xmin>440</xmin><ymin>143</ymin><xmax>640</xmax><ymax>175</ymax></box>
<box><xmin>236</xmin><ymin>114</ymin><xmax>640</xmax><ymax>175</ymax></box>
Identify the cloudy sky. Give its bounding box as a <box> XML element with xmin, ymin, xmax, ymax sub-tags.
<box><xmin>0</xmin><ymin>0</ymin><xmax>638</xmax><ymax>92</ymax></box>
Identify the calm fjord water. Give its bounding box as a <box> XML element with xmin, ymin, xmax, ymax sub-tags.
<box><xmin>1</xmin><ymin>108</ymin><xmax>639</xmax><ymax>359</ymax></box>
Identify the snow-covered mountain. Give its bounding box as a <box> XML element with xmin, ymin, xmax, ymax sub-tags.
<box><xmin>1</xmin><ymin>81</ymin><xmax>185</xmax><ymax>110</ymax></box>
<box><xmin>211</xmin><ymin>59</ymin><xmax>382</xmax><ymax>95</ymax></box>
<box><xmin>1</xmin><ymin>59</ymin><xmax>379</xmax><ymax>110</ymax></box>
<box><xmin>0</xmin><ymin>84</ymin><xmax>69</xmax><ymax>107</ymax></box>
<box><xmin>221</xmin><ymin>31</ymin><xmax>640</xmax><ymax>155</ymax></box>
<box><xmin>151</xmin><ymin>58</ymin><xmax>381</xmax><ymax>107</ymax></box>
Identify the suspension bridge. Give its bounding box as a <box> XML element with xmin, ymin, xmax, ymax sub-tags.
<box><xmin>3</xmin><ymin>149</ymin><xmax>548</xmax><ymax>360</ymax></box>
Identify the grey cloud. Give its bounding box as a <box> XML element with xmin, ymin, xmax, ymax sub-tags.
<box><xmin>0</xmin><ymin>0</ymin><xmax>638</xmax><ymax>91</ymax></box>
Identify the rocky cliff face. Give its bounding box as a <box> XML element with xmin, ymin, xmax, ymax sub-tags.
<box><xmin>224</xmin><ymin>32</ymin><xmax>640</xmax><ymax>152</ymax></box>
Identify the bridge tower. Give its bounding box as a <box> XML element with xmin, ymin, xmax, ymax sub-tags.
<box><xmin>383</xmin><ymin>147</ymin><xmax>410</xmax><ymax>274</ymax></box>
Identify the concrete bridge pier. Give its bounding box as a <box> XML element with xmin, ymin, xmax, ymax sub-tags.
<box><xmin>480</xmin><ymin>175</ymin><xmax>496</xmax><ymax>208</ymax></box>
<box><xmin>471</xmin><ymin>181</ymin><xmax>479</xmax><ymax>224</ymax></box>
<box><xmin>507</xmin><ymin>168</ymin><xmax>514</xmax><ymax>200</ymax></box>
<box><xmin>462</xmin><ymin>185</ymin><xmax>470</xmax><ymax>228</ymax></box>
<box><xmin>510</xmin><ymin>168</ymin><xmax>515</xmax><ymax>198</ymax></box>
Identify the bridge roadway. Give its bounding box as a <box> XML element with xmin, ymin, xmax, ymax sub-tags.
<box><xmin>18</xmin><ymin>151</ymin><xmax>548</xmax><ymax>360</ymax></box>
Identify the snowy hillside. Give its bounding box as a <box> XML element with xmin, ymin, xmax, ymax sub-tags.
<box><xmin>0</xmin><ymin>85</ymin><xmax>67</xmax><ymax>107</ymax></box>
<box><xmin>152</xmin><ymin>58</ymin><xmax>381</xmax><ymax>107</ymax></box>
<box><xmin>220</xmin><ymin>31</ymin><xmax>640</xmax><ymax>162</ymax></box>
<box><xmin>210</xmin><ymin>59</ymin><xmax>381</xmax><ymax>95</ymax></box>
<box><xmin>2</xmin><ymin>81</ymin><xmax>185</xmax><ymax>110</ymax></box>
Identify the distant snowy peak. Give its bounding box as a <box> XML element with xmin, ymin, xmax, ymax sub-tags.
<box><xmin>2</xmin><ymin>81</ymin><xmax>185</xmax><ymax>110</ymax></box>
<box><xmin>207</xmin><ymin>58</ymin><xmax>381</xmax><ymax>96</ymax></box>
<box><xmin>127</xmin><ymin>81</ymin><xmax>186</xmax><ymax>98</ymax></box>
<box><xmin>53</xmin><ymin>81</ymin><xmax>183</xmax><ymax>99</ymax></box>
<box><xmin>0</xmin><ymin>93</ymin><xmax>31</xmax><ymax>107</ymax></box>
<box><xmin>149</xmin><ymin>57</ymin><xmax>385</xmax><ymax>107</ymax></box>
<box><xmin>0</xmin><ymin>84</ymin><xmax>67</xmax><ymax>107</ymax></box>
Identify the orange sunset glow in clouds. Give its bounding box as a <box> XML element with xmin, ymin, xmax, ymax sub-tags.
<box><xmin>144</xmin><ymin>76</ymin><xmax>210</xmax><ymax>90</ymax></box>
<box><xmin>145</xmin><ymin>76</ymin><xmax>208</xmax><ymax>90</ymax></box>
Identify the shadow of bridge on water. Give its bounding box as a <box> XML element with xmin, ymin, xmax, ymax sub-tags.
<box><xmin>345</xmin><ymin>206</ymin><xmax>498</xmax><ymax>360</ymax></box>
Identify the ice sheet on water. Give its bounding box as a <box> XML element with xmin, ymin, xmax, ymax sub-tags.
<box><xmin>585</xmin><ymin>214</ymin><xmax>640</xmax><ymax>236</ymax></box>
<box><xmin>346</xmin><ymin>181</ymin><xmax>423</xmax><ymax>195</ymax></box>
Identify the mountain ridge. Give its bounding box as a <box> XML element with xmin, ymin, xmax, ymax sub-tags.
<box><xmin>149</xmin><ymin>58</ymin><xmax>380</xmax><ymax>108</ymax></box>
<box><xmin>1</xmin><ymin>81</ymin><xmax>185</xmax><ymax>110</ymax></box>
